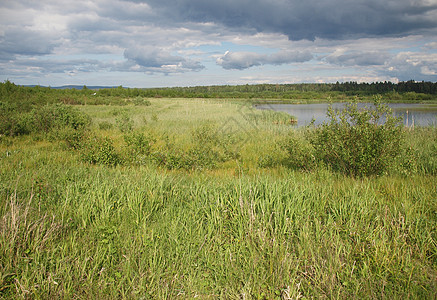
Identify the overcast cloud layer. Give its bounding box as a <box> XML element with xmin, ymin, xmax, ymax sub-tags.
<box><xmin>1</xmin><ymin>0</ymin><xmax>436</xmax><ymax>87</ymax></box>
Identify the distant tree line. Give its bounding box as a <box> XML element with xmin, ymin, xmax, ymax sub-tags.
<box><xmin>135</xmin><ymin>81</ymin><xmax>437</xmax><ymax>99</ymax></box>
<box><xmin>1</xmin><ymin>80</ymin><xmax>437</xmax><ymax>110</ymax></box>
<box><xmin>331</xmin><ymin>80</ymin><xmax>437</xmax><ymax>95</ymax></box>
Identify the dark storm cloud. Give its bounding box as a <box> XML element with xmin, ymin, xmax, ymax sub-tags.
<box><xmin>217</xmin><ymin>50</ymin><xmax>313</xmax><ymax>70</ymax></box>
<box><xmin>0</xmin><ymin>28</ymin><xmax>59</xmax><ymax>60</ymax></box>
<box><xmin>68</xmin><ymin>16</ymin><xmax>120</xmax><ymax>33</ymax></box>
<box><xmin>98</xmin><ymin>1</ymin><xmax>155</xmax><ymax>22</ymax></box>
<box><xmin>139</xmin><ymin>0</ymin><xmax>437</xmax><ymax>40</ymax></box>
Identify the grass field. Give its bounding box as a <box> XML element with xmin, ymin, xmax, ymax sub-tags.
<box><xmin>1</xmin><ymin>97</ymin><xmax>436</xmax><ymax>299</ymax></box>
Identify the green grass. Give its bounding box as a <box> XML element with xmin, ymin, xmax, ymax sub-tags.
<box><xmin>1</xmin><ymin>98</ymin><xmax>436</xmax><ymax>299</ymax></box>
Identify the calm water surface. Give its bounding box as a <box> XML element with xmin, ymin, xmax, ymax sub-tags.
<box><xmin>255</xmin><ymin>103</ymin><xmax>437</xmax><ymax>127</ymax></box>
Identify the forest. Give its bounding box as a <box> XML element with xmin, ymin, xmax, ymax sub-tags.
<box><xmin>2</xmin><ymin>80</ymin><xmax>437</xmax><ymax>106</ymax></box>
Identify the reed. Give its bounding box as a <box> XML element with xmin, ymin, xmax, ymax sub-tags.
<box><xmin>0</xmin><ymin>97</ymin><xmax>436</xmax><ymax>298</ymax></box>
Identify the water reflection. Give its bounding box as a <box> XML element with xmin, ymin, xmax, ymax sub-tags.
<box><xmin>255</xmin><ymin>103</ymin><xmax>437</xmax><ymax>127</ymax></box>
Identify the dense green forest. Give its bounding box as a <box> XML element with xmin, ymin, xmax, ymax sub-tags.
<box><xmin>1</xmin><ymin>80</ymin><xmax>437</xmax><ymax>109</ymax></box>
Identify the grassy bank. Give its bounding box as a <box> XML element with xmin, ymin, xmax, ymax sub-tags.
<box><xmin>1</xmin><ymin>97</ymin><xmax>436</xmax><ymax>298</ymax></box>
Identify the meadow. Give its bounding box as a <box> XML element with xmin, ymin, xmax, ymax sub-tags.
<box><xmin>0</xmin><ymin>85</ymin><xmax>436</xmax><ymax>298</ymax></box>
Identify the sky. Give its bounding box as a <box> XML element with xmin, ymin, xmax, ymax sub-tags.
<box><xmin>1</xmin><ymin>0</ymin><xmax>437</xmax><ymax>88</ymax></box>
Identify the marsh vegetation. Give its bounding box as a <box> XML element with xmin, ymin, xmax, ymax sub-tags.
<box><xmin>1</xmin><ymin>82</ymin><xmax>436</xmax><ymax>298</ymax></box>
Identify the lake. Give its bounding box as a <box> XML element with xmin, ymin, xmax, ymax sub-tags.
<box><xmin>255</xmin><ymin>102</ymin><xmax>437</xmax><ymax>127</ymax></box>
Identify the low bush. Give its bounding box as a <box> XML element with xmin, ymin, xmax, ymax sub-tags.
<box><xmin>188</xmin><ymin>123</ymin><xmax>241</xmax><ymax>169</ymax></box>
<box><xmin>281</xmin><ymin>131</ymin><xmax>316</xmax><ymax>171</ymax></box>
<box><xmin>258</xmin><ymin>153</ymin><xmax>282</xmax><ymax>168</ymax></box>
<box><xmin>151</xmin><ymin>141</ymin><xmax>188</xmax><ymax>170</ymax></box>
<box><xmin>309</xmin><ymin>99</ymin><xmax>405</xmax><ymax>177</ymax></box>
<box><xmin>0</xmin><ymin>102</ymin><xmax>33</xmax><ymax>136</ymax></box>
<box><xmin>133</xmin><ymin>97</ymin><xmax>151</xmax><ymax>106</ymax></box>
<box><xmin>0</xmin><ymin>103</ymin><xmax>90</xmax><ymax>136</ymax></box>
<box><xmin>80</xmin><ymin>136</ymin><xmax>122</xmax><ymax>167</ymax></box>
<box><xmin>32</xmin><ymin>103</ymin><xmax>91</xmax><ymax>132</ymax></box>
<box><xmin>61</xmin><ymin>129</ymin><xmax>122</xmax><ymax>167</ymax></box>
<box><xmin>62</xmin><ymin>128</ymin><xmax>90</xmax><ymax>150</ymax></box>
<box><xmin>124</xmin><ymin>131</ymin><xmax>156</xmax><ymax>165</ymax></box>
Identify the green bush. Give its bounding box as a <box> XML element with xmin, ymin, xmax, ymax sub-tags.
<box><xmin>0</xmin><ymin>102</ymin><xmax>33</xmax><ymax>136</ymax></box>
<box><xmin>151</xmin><ymin>142</ymin><xmax>187</xmax><ymax>170</ymax></box>
<box><xmin>133</xmin><ymin>97</ymin><xmax>151</xmax><ymax>106</ymax></box>
<box><xmin>281</xmin><ymin>131</ymin><xmax>316</xmax><ymax>171</ymax></box>
<box><xmin>62</xmin><ymin>128</ymin><xmax>90</xmax><ymax>150</ymax></box>
<box><xmin>32</xmin><ymin>103</ymin><xmax>91</xmax><ymax>132</ymax></box>
<box><xmin>81</xmin><ymin>136</ymin><xmax>122</xmax><ymax>167</ymax></box>
<box><xmin>309</xmin><ymin>99</ymin><xmax>405</xmax><ymax>177</ymax></box>
<box><xmin>60</xmin><ymin>128</ymin><xmax>122</xmax><ymax>167</ymax></box>
<box><xmin>124</xmin><ymin>131</ymin><xmax>156</xmax><ymax>165</ymax></box>
<box><xmin>152</xmin><ymin>142</ymin><xmax>215</xmax><ymax>171</ymax></box>
<box><xmin>188</xmin><ymin>123</ymin><xmax>232</xmax><ymax>169</ymax></box>
<box><xmin>0</xmin><ymin>103</ymin><xmax>90</xmax><ymax>136</ymax></box>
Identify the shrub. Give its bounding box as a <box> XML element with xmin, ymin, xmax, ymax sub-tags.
<box><xmin>31</xmin><ymin>103</ymin><xmax>91</xmax><ymax>132</ymax></box>
<box><xmin>81</xmin><ymin>136</ymin><xmax>122</xmax><ymax>167</ymax></box>
<box><xmin>60</xmin><ymin>128</ymin><xmax>122</xmax><ymax>166</ymax></box>
<box><xmin>62</xmin><ymin>128</ymin><xmax>90</xmax><ymax>150</ymax></box>
<box><xmin>1</xmin><ymin>102</ymin><xmax>90</xmax><ymax>136</ymax></box>
<box><xmin>152</xmin><ymin>140</ymin><xmax>216</xmax><ymax>171</ymax></box>
<box><xmin>309</xmin><ymin>99</ymin><xmax>405</xmax><ymax>177</ymax></box>
<box><xmin>124</xmin><ymin>131</ymin><xmax>156</xmax><ymax>165</ymax></box>
<box><xmin>133</xmin><ymin>97</ymin><xmax>151</xmax><ymax>106</ymax></box>
<box><xmin>186</xmin><ymin>146</ymin><xmax>219</xmax><ymax>170</ymax></box>
<box><xmin>192</xmin><ymin>122</ymin><xmax>220</xmax><ymax>147</ymax></box>
<box><xmin>281</xmin><ymin>131</ymin><xmax>316</xmax><ymax>171</ymax></box>
<box><xmin>151</xmin><ymin>142</ymin><xmax>187</xmax><ymax>170</ymax></box>
<box><xmin>0</xmin><ymin>102</ymin><xmax>33</xmax><ymax>136</ymax></box>
<box><xmin>188</xmin><ymin>123</ymin><xmax>229</xmax><ymax>169</ymax></box>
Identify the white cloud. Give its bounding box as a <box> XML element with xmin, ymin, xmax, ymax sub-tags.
<box><xmin>216</xmin><ymin>50</ymin><xmax>313</xmax><ymax>70</ymax></box>
<box><xmin>384</xmin><ymin>52</ymin><xmax>437</xmax><ymax>80</ymax></box>
<box><xmin>123</xmin><ymin>46</ymin><xmax>204</xmax><ymax>73</ymax></box>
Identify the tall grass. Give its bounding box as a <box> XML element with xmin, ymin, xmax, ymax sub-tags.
<box><xmin>0</xmin><ymin>162</ymin><xmax>435</xmax><ymax>298</ymax></box>
<box><xmin>0</xmin><ymin>97</ymin><xmax>436</xmax><ymax>298</ymax></box>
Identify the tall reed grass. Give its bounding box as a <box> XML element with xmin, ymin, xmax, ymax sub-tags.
<box><xmin>0</xmin><ymin>98</ymin><xmax>436</xmax><ymax>298</ymax></box>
